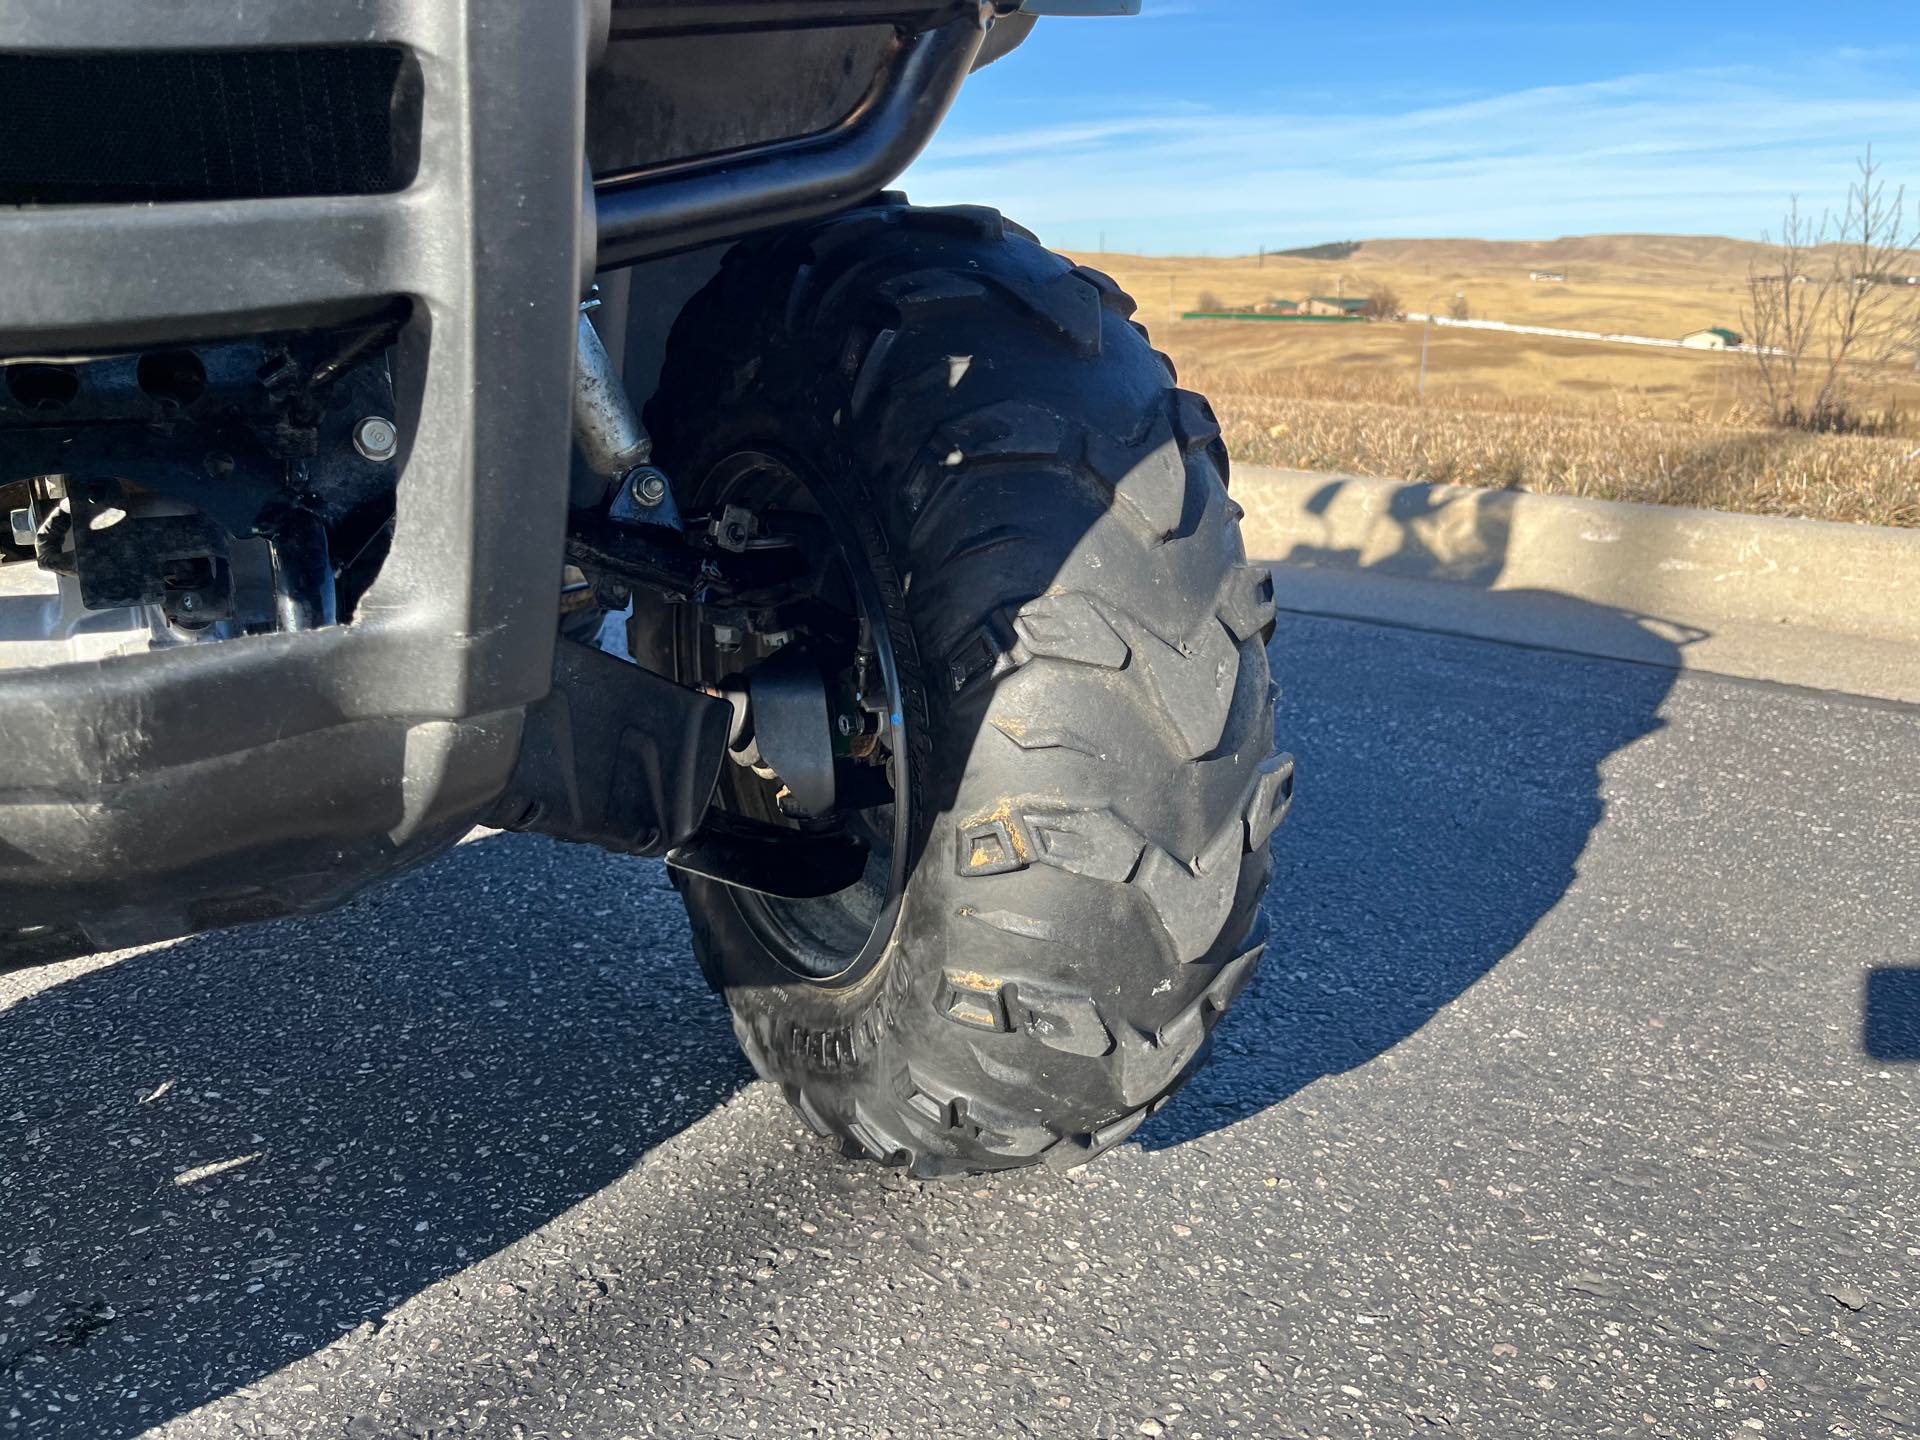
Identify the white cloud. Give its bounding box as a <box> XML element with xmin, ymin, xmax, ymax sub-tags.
<box><xmin>901</xmin><ymin>64</ymin><xmax>1920</xmax><ymax>253</ymax></box>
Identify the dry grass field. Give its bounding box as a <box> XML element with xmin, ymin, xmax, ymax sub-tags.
<box><xmin>1070</xmin><ymin>239</ymin><xmax>1920</xmax><ymax>527</ymax></box>
<box><xmin>1079</xmin><ymin>234</ymin><xmax>1776</xmax><ymax>341</ymax></box>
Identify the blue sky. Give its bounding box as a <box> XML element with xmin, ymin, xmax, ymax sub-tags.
<box><xmin>901</xmin><ymin>2</ymin><xmax>1920</xmax><ymax>254</ymax></box>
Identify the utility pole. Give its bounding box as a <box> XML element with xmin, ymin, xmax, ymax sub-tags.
<box><xmin>1419</xmin><ymin>291</ymin><xmax>1443</xmax><ymax>398</ymax></box>
<box><xmin>1168</xmin><ymin>276</ymin><xmax>1177</xmax><ymax>323</ymax></box>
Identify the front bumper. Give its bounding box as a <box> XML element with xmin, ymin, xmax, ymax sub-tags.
<box><xmin>0</xmin><ymin>0</ymin><xmax>589</xmax><ymax>960</ymax></box>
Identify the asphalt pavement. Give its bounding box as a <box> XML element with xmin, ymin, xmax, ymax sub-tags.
<box><xmin>3</xmin><ymin>609</ymin><xmax>1917</xmax><ymax>1439</ymax></box>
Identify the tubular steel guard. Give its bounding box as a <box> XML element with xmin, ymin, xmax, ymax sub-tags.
<box><xmin>591</xmin><ymin>8</ymin><xmax>987</xmax><ymax>268</ymax></box>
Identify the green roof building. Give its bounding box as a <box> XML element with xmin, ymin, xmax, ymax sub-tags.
<box><xmin>1681</xmin><ymin>326</ymin><xmax>1744</xmax><ymax>350</ymax></box>
<box><xmin>1304</xmin><ymin>296</ymin><xmax>1370</xmax><ymax>317</ymax></box>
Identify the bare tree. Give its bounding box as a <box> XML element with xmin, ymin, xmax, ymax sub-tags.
<box><xmin>1825</xmin><ymin>152</ymin><xmax>1920</xmax><ymax>405</ymax></box>
<box><xmin>1448</xmin><ymin>293</ymin><xmax>1471</xmax><ymax>321</ymax></box>
<box><xmin>1743</xmin><ymin>196</ymin><xmax>1817</xmax><ymax>422</ymax></box>
<box><xmin>1363</xmin><ymin>285</ymin><xmax>1402</xmax><ymax>321</ymax></box>
<box><xmin>1744</xmin><ymin>151</ymin><xmax>1920</xmax><ymax>430</ymax></box>
<box><xmin>1195</xmin><ymin>290</ymin><xmax>1226</xmax><ymax>314</ymax></box>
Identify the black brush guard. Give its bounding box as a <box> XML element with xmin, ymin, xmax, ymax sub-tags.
<box><xmin>0</xmin><ymin>0</ymin><xmax>998</xmax><ymax>963</ymax></box>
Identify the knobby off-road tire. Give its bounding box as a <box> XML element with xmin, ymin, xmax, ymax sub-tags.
<box><xmin>644</xmin><ymin>199</ymin><xmax>1292</xmax><ymax>1177</ymax></box>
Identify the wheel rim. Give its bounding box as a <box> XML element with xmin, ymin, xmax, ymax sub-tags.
<box><xmin>680</xmin><ymin>450</ymin><xmax>911</xmax><ymax>986</ymax></box>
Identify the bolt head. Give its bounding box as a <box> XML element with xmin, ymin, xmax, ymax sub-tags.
<box><xmin>353</xmin><ymin>416</ymin><xmax>399</xmax><ymax>463</ymax></box>
<box><xmin>630</xmin><ymin>468</ymin><xmax>669</xmax><ymax>505</ymax></box>
<box><xmin>836</xmin><ymin>714</ymin><xmax>856</xmax><ymax>737</ymax></box>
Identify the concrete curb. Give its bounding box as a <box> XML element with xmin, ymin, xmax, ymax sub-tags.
<box><xmin>1234</xmin><ymin>467</ymin><xmax>1920</xmax><ymax>703</ymax></box>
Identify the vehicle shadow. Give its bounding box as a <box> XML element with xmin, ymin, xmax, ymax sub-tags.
<box><xmin>0</xmin><ymin>833</ymin><xmax>750</xmax><ymax>1439</ymax></box>
<box><xmin>0</xmin><ymin>475</ymin><xmax>1697</xmax><ymax>1431</ymax></box>
<box><xmin>1864</xmin><ymin>968</ymin><xmax>1920</xmax><ymax>1061</ymax></box>
<box><xmin>1140</xmin><ymin>476</ymin><xmax>1688</xmax><ymax>1149</ymax></box>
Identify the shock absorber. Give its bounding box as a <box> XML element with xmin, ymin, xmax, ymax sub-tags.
<box><xmin>572</xmin><ymin>299</ymin><xmax>679</xmax><ymax>527</ymax></box>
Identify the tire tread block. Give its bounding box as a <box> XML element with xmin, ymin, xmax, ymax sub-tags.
<box><xmin>1069</xmin><ymin>263</ymin><xmax>1140</xmax><ymax>320</ymax></box>
<box><xmin>1218</xmin><ymin>564</ymin><xmax>1278</xmax><ymax>644</ymax></box>
<box><xmin>1133</xmin><ymin>803</ymin><xmax>1247</xmax><ymax>964</ymax></box>
<box><xmin>983</xmin><ymin>269</ymin><xmax>1104</xmax><ymax>358</ymax></box>
<box><xmin>1127</xmin><ymin>613</ymin><xmax>1242</xmax><ymax>760</ymax></box>
<box><xmin>1245</xmin><ymin>752</ymin><xmax>1297</xmax><ymax>853</ymax></box>
<box><xmin>1012</xmin><ymin>591</ymin><xmax>1129</xmax><ymax>670</ymax></box>
<box><xmin>956</xmin><ymin>772</ymin><xmax>1265</xmax><ymax>969</ymax></box>
<box><xmin>1085</xmin><ymin>416</ymin><xmax>1187</xmax><ymax>539</ymax></box>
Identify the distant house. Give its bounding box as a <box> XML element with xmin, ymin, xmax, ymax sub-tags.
<box><xmin>1303</xmin><ymin>296</ymin><xmax>1369</xmax><ymax>317</ymax></box>
<box><xmin>1681</xmin><ymin>326</ymin><xmax>1743</xmax><ymax>350</ymax></box>
<box><xmin>1530</xmin><ymin>269</ymin><xmax>1567</xmax><ymax>283</ymax></box>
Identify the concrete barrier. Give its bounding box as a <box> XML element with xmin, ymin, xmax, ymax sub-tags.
<box><xmin>1234</xmin><ymin>466</ymin><xmax>1920</xmax><ymax>703</ymax></box>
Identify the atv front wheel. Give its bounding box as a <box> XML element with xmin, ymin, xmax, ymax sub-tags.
<box><xmin>641</xmin><ymin>200</ymin><xmax>1290</xmax><ymax>1176</ymax></box>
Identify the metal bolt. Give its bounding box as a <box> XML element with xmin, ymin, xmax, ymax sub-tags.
<box><xmin>628</xmin><ymin>467</ymin><xmax>669</xmax><ymax>507</ymax></box>
<box><xmin>836</xmin><ymin>714</ymin><xmax>856</xmax><ymax>737</ymax></box>
<box><xmin>353</xmin><ymin>416</ymin><xmax>399</xmax><ymax>463</ymax></box>
<box><xmin>177</xmin><ymin>593</ymin><xmax>199</xmax><ymax>613</ymax></box>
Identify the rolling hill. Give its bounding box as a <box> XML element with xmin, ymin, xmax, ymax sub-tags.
<box><xmin>1072</xmin><ymin>233</ymin><xmax>1775</xmax><ymax>341</ymax></box>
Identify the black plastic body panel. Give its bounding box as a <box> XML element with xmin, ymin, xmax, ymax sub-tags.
<box><xmin>487</xmin><ymin>639</ymin><xmax>732</xmax><ymax>856</ymax></box>
<box><xmin>0</xmin><ymin>0</ymin><xmax>587</xmax><ymax>961</ymax></box>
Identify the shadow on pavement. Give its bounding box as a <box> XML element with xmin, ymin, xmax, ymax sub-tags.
<box><xmin>0</xmin><ymin>475</ymin><xmax>1706</xmax><ymax>1430</ymax></box>
<box><xmin>0</xmin><ymin>833</ymin><xmax>749</xmax><ymax>1438</ymax></box>
<box><xmin>1142</xmin><ymin>476</ymin><xmax>1686</xmax><ymax>1148</ymax></box>
<box><xmin>1864</xmin><ymin>968</ymin><xmax>1920</xmax><ymax>1061</ymax></box>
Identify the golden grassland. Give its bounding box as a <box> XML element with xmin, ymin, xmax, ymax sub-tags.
<box><xmin>1069</xmin><ymin>241</ymin><xmax>1920</xmax><ymax>527</ymax></box>
<box><xmin>1079</xmin><ymin>234</ymin><xmax>1794</xmax><ymax>341</ymax></box>
<box><xmin>1200</xmin><ymin>375</ymin><xmax>1920</xmax><ymax>529</ymax></box>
